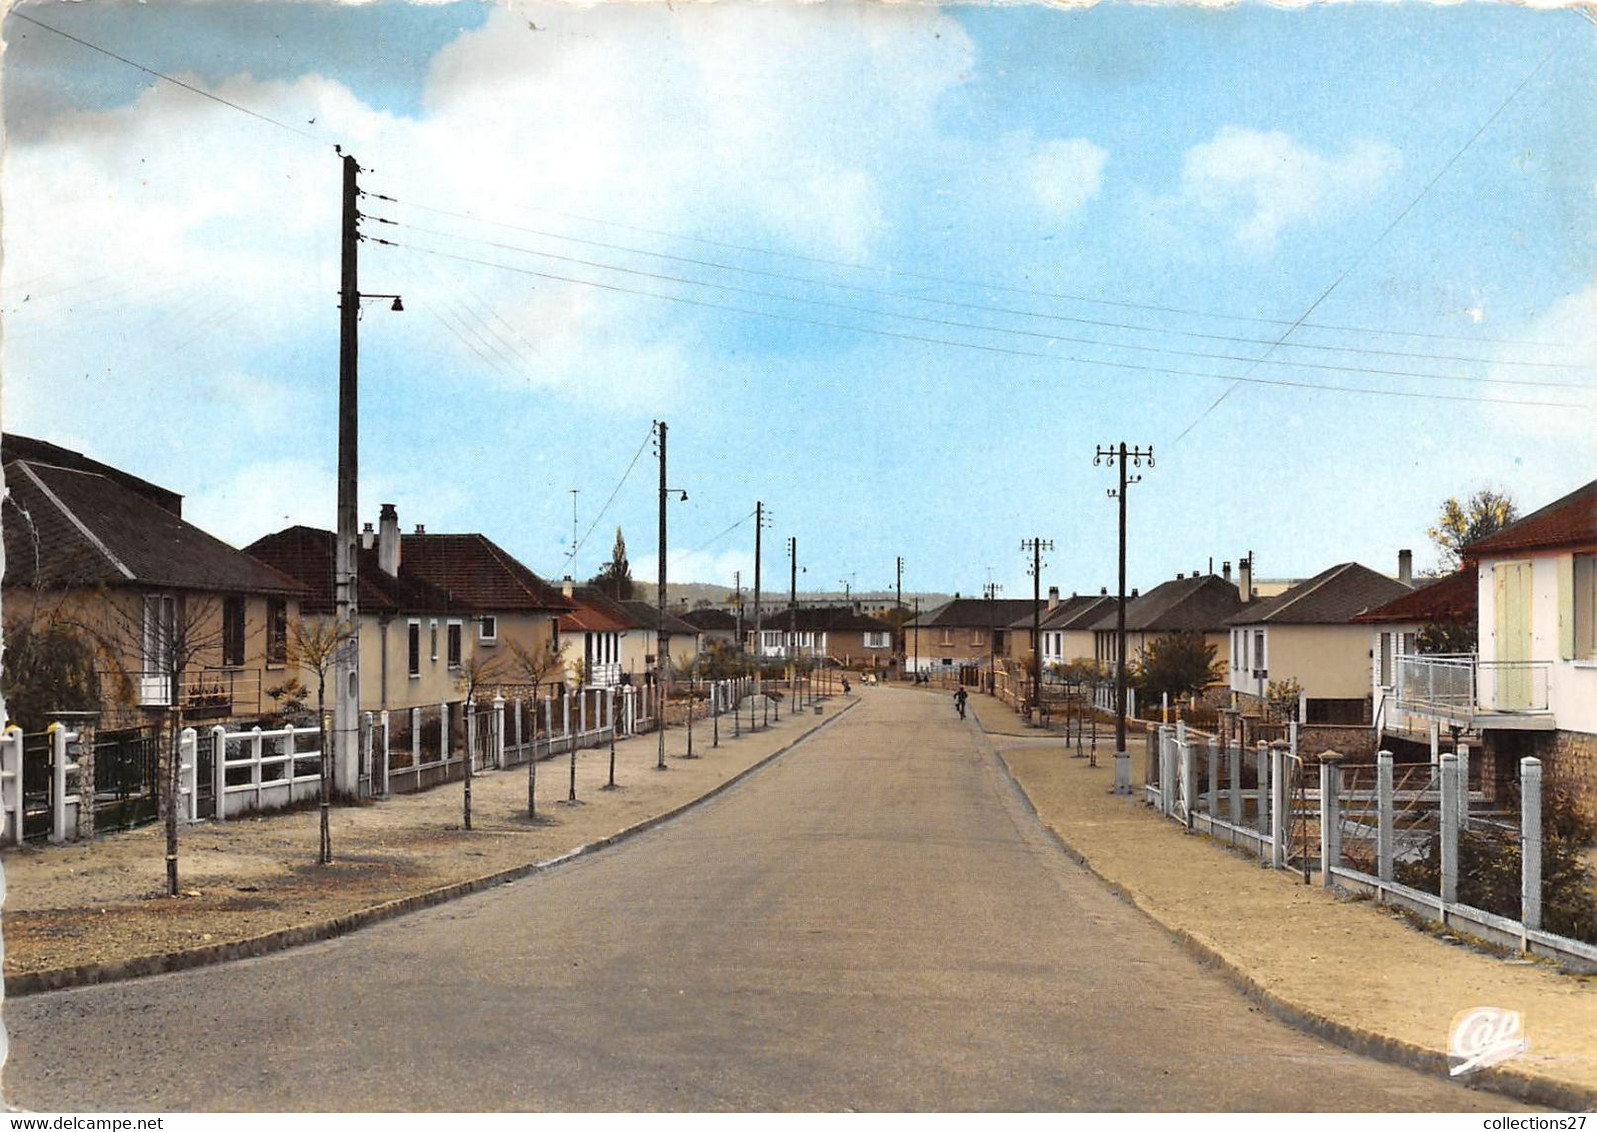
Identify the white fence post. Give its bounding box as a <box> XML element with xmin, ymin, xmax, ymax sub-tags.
<box><xmin>1206</xmin><ymin>737</ymin><xmax>1219</xmax><ymax>815</ymax></box>
<box><xmin>1521</xmin><ymin>757</ymin><xmax>1542</xmax><ymax>937</ymax></box>
<box><xmin>1440</xmin><ymin>752</ymin><xmax>1459</xmax><ymax>908</ymax></box>
<box><xmin>1157</xmin><ymin>725</ymin><xmax>1172</xmax><ymax>814</ymax></box>
<box><xmin>1179</xmin><ymin>739</ymin><xmax>1195</xmax><ymax>830</ymax></box>
<box><xmin>1429</xmin><ymin>721</ymin><xmax>1440</xmax><ymax>766</ymax></box>
<box><xmin>494</xmin><ymin>695</ymin><xmax>507</xmax><ymax>769</ymax></box>
<box><xmin>1255</xmin><ymin>741</ymin><xmax>1271</xmax><ymax>839</ymax></box>
<box><xmin>1228</xmin><ymin>740</ymin><xmax>1242</xmax><ymax>827</ymax></box>
<box><xmin>0</xmin><ymin>726</ymin><xmax>22</xmax><ymax>846</ymax></box>
<box><xmin>378</xmin><ymin>710</ymin><xmax>390</xmax><ymax>796</ymax></box>
<box><xmin>440</xmin><ymin>702</ymin><xmax>451</xmax><ymax>763</ymax></box>
<box><xmin>411</xmin><ymin>706</ymin><xmax>422</xmax><ymax>770</ymax></box>
<box><xmin>1270</xmin><ymin>745</ymin><xmax>1287</xmax><ymax>869</ymax></box>
<box><xmin>1456</xmin><ymin>741</ymin><xmax>1471</xmax><ymax>832</ymax></box>
<box><xmin>49</xmin><ymin>723</ymin><xmax>76</xmax><ymax>844</ymax></box>
<box><xmin>361</xmin><ymin>711</ymin><xmax>374</xmax><ymax>794</ymax></box>
<box><xmin>213</xmin><ymin>725</ymin><xmax>229</xmax><ymax>821</ymax></box>
<box><xmin>178</xmin><ymin>727</ymin><xmax>199</xmax><ymax>824</ymax></box>
<box><xmin>467</xmin><ymin>702</ymin><xmax>479</xmax><ymax>772</ymax></box>
<box><xmin>1377</xmin><ymin>750</ymin><xmax>1394</xmax><ymax>885</ymax></box>
<box><xmin>283</xmin><ymin>725</ymin><xmax>296</xmax><ymax>806</ymax></box>
<box><xmin>1319</xmin><ymin>757</ymin><xmax>1341</xmax><ymax>888</ymax></box>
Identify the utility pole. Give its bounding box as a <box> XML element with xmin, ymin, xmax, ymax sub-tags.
<box><xmin>569</xmin><ymin>488</ymin><xmax>579</xmax><ymax>571</ymax></box>
<box><xmin>332</xmin><ymin>151</ymin><xmax>361</xmax><ymax>797</ymax></box>
<box><xmin>983</xmin><ymin>581</ymin><xmax>1002</xmax><ymax>698</ymax></box>
<box><xmin>788</xmin><ymin>536</ymin><xmax>799</xmax><ymax>703</ymax></box>
<box><xmin>912</xmin><ymin>595</ymin><xmax>920</xmax><ymax>678</ymax></box>
<box><xmin>655</xmin><ymin>421</ymin><xmax>668</xmax><ymax>772</ymax></box>
<box><xmin>1022</xmin><ymin>538</ymin><xmax>1053</xmax><ymax>723</ymax></box>
<box><xmin>754</xmin><ymin>501</ymin><xmax>769</xmax><ymax>683</ymax></box>
<box><xmin>1094</xmin><ymin>442</ymin><xmax>1153</xmax><ymax>790</ymax></box>
<box><xmin>895</xmin><ymin>555</ymin><xmax>904</xmax><ymax>676</ymax></box>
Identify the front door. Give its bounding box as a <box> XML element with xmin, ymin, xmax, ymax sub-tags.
<box><xmin>1493</xmin><ymin>562</ymin><xmax>1533</xmax><ymax>710</ymax></box>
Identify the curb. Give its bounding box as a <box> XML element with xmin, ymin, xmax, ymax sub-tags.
<box><xmin>5</xmin><ymin>696</ymin><xmax>861</xmax><ymax>998</ymax></box>
<box><xmin>979</xmin><ymin>729</ymin><xmax>1597</xmax><ymax>1114</ymax></box>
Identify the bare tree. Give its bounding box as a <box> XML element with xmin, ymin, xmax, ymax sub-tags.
<box><xmin>506</xmin><ymin>638</ymin><xmax>562</xmax><ymax>820</ymax></box>
<box><xmin>287</xmin><ymin>617</ymin><xmax>355</xmax><ymax>865</ymax></box>
<box><xmin>456</xmin><ymin>649</ymin><xmax>505</xmax><ymax>831</ymax></box>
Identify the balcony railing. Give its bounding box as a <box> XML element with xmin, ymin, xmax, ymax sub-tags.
<box><xmin>126</xmin><ymin>667</ymin><xmax>264</xmax><ymax>719</ymax></box>
<box><xmin>1393</xmin><ymin>653</ymin><xmax>1551</xmax><ymax>724</ymax></box>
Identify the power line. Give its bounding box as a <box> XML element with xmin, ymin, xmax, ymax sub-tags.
<box><xmin>671</xmin><ymin>510</ymin><xmax>757</xmax><ymax>566</ymax></box>
<box><xmin>1171</xmin><ymin>34</ymin><xmax>1568</xmax><ymax>445</ymax></box>
<box><xmin>370</xmin><ymin>214</ymin><xmax>1583</xmax><ymax>391</ymax></box>
<box><xmin>566</xmin><ymin>426</ymin><xmax>656</xmax><ymax>576</ymax></box>
<box><xmin>373</xmin><ymin>235</ymin><xmax>1579</xmax><ymax>409</ymax></box>
<box><xmin>9</xmin><ymin>10</ymin><xmax>325</xmax><ymax>145</ymax></box>
<box><xmin>371</xmin><ymin>193</ymin><xmax>1578</xmax><ymax>370</ymax></box>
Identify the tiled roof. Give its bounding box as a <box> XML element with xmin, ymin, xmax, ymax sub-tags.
<box><xmin>758</xmin><ymin>605</ymin><xmax>889</xmax><ymax>633</ymax></box>
<box><xmin>1008</xmin><ymin>593</ymin><xmax>1116</xmax><ymax>631</ymax></box>
<box><xmin>246</xmin><ymin>526</ymin><xmax>461</xmax><ymax>616</ymax></box>
<box><xmin>1464</xmin><ymin>479</ymin><xmax>1597</xmax><ymax>558</ymax></box>
<box><xmin>558</xmin><ymin>587</ymin><xmax>644</xmax><ymax>634</ymax></box>
<box><xmin>1087</xmin><ymin>574</ymin><xmax>1243</xmax><ymax>634</ymax></box>
<box><xmin>1352</xmin><ymin>570</ymin><xmax>1477</xmax><ymax>625</ymax></box>
<box><xmin>3</xmin><ymin>434</ymin><xmax>183</xmax><ymax>516</ymax></box>
<box><xmin>620</xmin><ymin>600</ymin><xmax>702</xmax><ymax>636</ymax></box>
<box><xmin>401</xmin><ymin>534</ymin><xmax>570</xmax><ymax>613</ymax></box>
<box><xmin>908</xmin><ymin>597</ymin><xmax>1037</xmax><ymax>629</ymax></box>
<box><xmin>1225</xmin><ymin>562</ymin><xmax>1413</xmax><ymax>627</ymax></box>
<box><xmin>679</xmin><ymin>607</ymin><xmax>739</xmax><ymax>631</ymax></box>
<box><xmin>4</xmin><ymin>461</ymin><xmax>301</xmax><ymax>596</ymax></box>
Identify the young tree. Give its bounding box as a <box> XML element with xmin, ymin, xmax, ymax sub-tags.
<box><xmin>1427</xmin><ymin>488</ymin><xmax>1519</xmax><ymax>573</ymax></box>
<box><xmin>507</xmin><ymin>637</ymin><xmax>562</xmax><ymax>820</ymax></box>
<box><xmin>1134</xmin><ymin>631</ymin><xmax>1223</xmax><ymax>703</ymax></box>
<box><xmin>457</xmin><ymin>649</ymin><xmax>505</xmax><ymax>831</ymax></box>
<box><xmin>587</xmin><ymin>527</ymin><xmax>634</xmax><ymax>601</ymax></box>
<box><xmin>287</xmin><ymin>617</ymin><xmax>355</xmax><ymax>865</ymax></box>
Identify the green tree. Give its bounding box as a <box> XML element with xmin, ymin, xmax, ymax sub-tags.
<box><xmin>1427</xmin><ymin>488</ymin><xmax>1519</xmax><ymax>573</ymax></box>
<box><xmin>1134</xmin><ymin>632</ymin><xmax>1223</xmax><ymax>702</ymax></box>
<box><xmin>588</xmin><ymin>527</ymin><xmax>634</xmax><ymax>601</ymax></box>
<box><xmin>1</xmin><ymin>617</ymin><xmax>101</xmax><ymax>732</ymax></box>
<box><xmin>1415</xmin><ymin>620</ymin><xmax>1477</xmax><ymax>655</ymax></box>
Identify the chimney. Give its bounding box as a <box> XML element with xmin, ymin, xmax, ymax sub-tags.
<box><xmin>1222</xmin><ymin>560</ymin><xmax>1232</xmax><ymax>583</ymax></box>
<box><xmin>361</xmin><ymin>522</ymin><xmax>375</xmax><ymax>551</ymax></box>
<box><xmin>1100</xmin><ymin>586</ymin><xmax>1108</xmax><ymax>596</ymax></box>
<box><xmin>1176</xmin><ymin>573</ymin><xmax>1185</xmax><ymax>581</ymax></box>
<box><xmin>1238</xmin><ymin>553</ymin><xmax>1253</xmax><ymax>603</ymax></box>
<box><xmin>1130</xmin><ymin>588</ymin><xmax>1139</xmax><ymax>599</ymax></box>
<box><xmin>377</xmin><ymin>503</ymin><xmax>401</xmax><ymax>578</ymax></box>
<box><xmin>414</xmin><ymin>524</ymin><xmax>426</xmax><ymax>535</ymax></box>
<box><xmin>562</xmin><ymin>575</ymin><xmax>575</xmax><ymax>600</ymax></box>
<box><xmin>1398</xmin><ymin>548</ymin><xmax>1413</xmax><ymax>586</ymax></box>
<box><xmin>1047</xmin><ymin>585</ymin><xmax>1059</xmax><ymax>611</ymax></box>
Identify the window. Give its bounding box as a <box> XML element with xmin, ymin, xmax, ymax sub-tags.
<box><xmin>939</xmin><ymin>628</ymin><xmax>953</xmax><ymax>646</ymax></box>
<box><xmin>1378</xmin><ymin>632</ymin><xmax>1393</xmax><ymax>686</ymax></box>
<box><xmin>864</xmin><ymin>631</ymin><xmax>889</xmax><ymax>649</ymax></box>
<box><xmin>1252</xmin><ymin>630</ymin><xmax>1266</xmax><ymax>675</ymax></box>
<box><xmin>221</xmin><ymin>595</ymin><xmax>246</xmax><ymax>667</ymax></box>
<box><xmin>478</xmin><ymin>615</ymin><xmax>497</xmax><ymax>643</ymax></box>
<box><xmin>266</xmin><ymin>598</ymin><xmax>287</xmax><ymax>666</ymax></box>
<box><xmin>430</xmin><ymin>621</ymin><xmax>439</xmax><ymax>662</ymax></box>
<box><xmin>1575</xmin><ymin>553</ymin><xmax>1597</xmax><ymax>659</ymax></box>
<box><xmin>447</xmin><ymin>621</ymin><xmax>463</xmax><ymax>668</ymax></box>
<box><xmin>408</xmin><ymin>621</ymin><xmax>421</xmax><ymax>678</ymax></box>
<box><xmin>971</xmin><ymin>629</ymin><xmax>984</xmax><ymax>646</ymax></box>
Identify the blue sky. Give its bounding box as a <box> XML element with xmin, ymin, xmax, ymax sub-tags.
<box><xmin>4</xmin><ymin>1</ymin><xmax>1594</xmax><ymax>602</ymax></box>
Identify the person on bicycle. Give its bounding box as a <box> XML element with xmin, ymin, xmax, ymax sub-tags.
<box><xmin>953</xmin><ymin>686</ymin><xmax>968</xmax><ymax>720</ymax></box>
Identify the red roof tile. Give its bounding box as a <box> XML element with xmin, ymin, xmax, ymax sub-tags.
<box><xmin>1464</xmin><ymin>479</ymin><xmax>1597</xmax><ymax>558</ymax></box>
<box><xmin>1351</xmin><ymin>570</ymin><xmax>1476</xmax><ymax>625</ymax></box>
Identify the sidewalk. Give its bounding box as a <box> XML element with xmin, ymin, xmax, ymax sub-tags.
<box><xmin>973</xmin><ymin>698</ymin><xmax>1597</xmax><ymax>1111</ymax></box>
<box><xmin>1</xmin><ymin>692</ymin><xmax>856</xmax><ymax>995</ymax></box>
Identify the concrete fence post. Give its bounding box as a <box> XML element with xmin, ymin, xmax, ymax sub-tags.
<box><xmin>1180</xmin><ymin>739</ymin><xmax>1195</xmax><ymax>830</ymax></box>
<box><xmin>378</xmin><ymin>710</ymin><xmax>390</xmax><ymax>796</ymax></box>
<box><xmin>1228</xmin><ymin>740</ymin><xmax>1242</xmax><ymax>827</ymax></box>
<box><xmin>1440</xmin><ymin>752</ymin><xmax>1459</xmax><ymax>908</ymax></box>
<box><xmin>494</xmin><ymin>695</ymin><xmax>507</xmax><ymax>769</ymax></box>
<box><xmin>467</xmin><ymin>705</ymin><xmax>479</xmax><ymax>774</ymax></box>
<box><xmin>178</xmin><ymin>727</ymin><xmax>198</xmax><ymax>824</ymax></box>
<box><xmin>0</xmin><ymin>726</ymin><xmax>22</xmax><ymax>846</ymax></box>
<box><xmin>212</xmin><ymin>725</ymin><xmax>229</xmax><ymax>822</ymax></box>
<box><xmin>1127</xmin><ymin>686</ymin><xmax>1136</xmax><ymax>720</ymax></box>
<box><xmin>1156</xmin><ymin>725</ymin><xmax>1172</xmax><ymax>814</ymax></box>
<box><xmin>440</xmin><ymin>702</ymin><xmax>451</xmax><ymax>763</ymax></box>
<box><xmin>250</xmin><ymin>725</ymin><xmax>264</xmax><ymax>813</ymax></box>
<box><xmin>411</xmin><ymin>707</ymin><xmax>422</xmax><ymax>770</ymax></box>
<box><xmin>283</xmin><ymin>723</ymin><xmax>297</xmax><ymax>806</ymax></box>
<box><xmin>1319</xmin><ymin>756</ymin><xmax>1341</xmax><ymax>888</ymax></box>
<box><xmin>514</xmin><ymin>697</ymin><xmax>524</xmax><ymax>753</ymax></box>
<box><xmin>1255</xmin><ymin>741</ymin><xmax>1271</xmax><ymax>840</ymax></box>
<box><xmin>1377</xmin><ymin>750</ymin><xmax>1394</xmax><ymax>885</ymax></box>
<box><xmin>49</xmin><ymin>724</ymin><xmax>71</xmax><ymax>843</ymax></box>
<box><xmin>1429</xmin><ymin>721</ymin><xmax>1441</xmax><ymax>766</ymax></box>
<box><xmin>1521</xmin><ymin>757</ymin><xmax>1542</xmax><ymax>937</ymax></box>
<box><xmin>1207</xmin><ymin>737</ymin><xmax>1220</xmax><ymax>816</ymax></box>
<box><xmin>1270</xmin><ymin>744</ymin><xmax>1287</xmax><ymax>869</ymax></box>
<box><xmin>579</xmin><ymin>687</ymin><xmax>588</xmax><ymax>736</ymax></box>
<box><xmin>1456</xmin><ymin>742</ymin><xmax>1471</xmax><ymax>832</ymax></box>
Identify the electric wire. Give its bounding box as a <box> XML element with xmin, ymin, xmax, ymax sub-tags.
<box><xmin>567</xmin><ymin>426</ymin><xmax>656</xmax><ymax>575</ymax></box>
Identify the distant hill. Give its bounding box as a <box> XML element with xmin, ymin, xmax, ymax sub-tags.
<box><xmin>634</xmin><ymin>581</ymin><xmax>953</xmax><ymax>616</ymax></box>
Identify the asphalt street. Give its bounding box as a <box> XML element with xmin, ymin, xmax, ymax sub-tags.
<box><xmin>3</xmin><ymin>690</ymin><xmax>1521</xmax><ymax>1111</ymax></box>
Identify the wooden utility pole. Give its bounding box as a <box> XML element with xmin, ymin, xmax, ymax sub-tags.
<box><xmin>656</xmin><ymin>421</ymin><xmax>669</xmax><ymax>771</ymax></box>
<box><xmin>1094</xmin><ymin>442</ymin><xmax>1153</xmax><ymax>789</ymax></box>
<box><xmin>333</xmin><ymin>152</ymin><xmax>361</xmax><ymax>797</ymax></box>
<box><xmin>1022</xmin><ymin>538</ymin><xmax>1053</xmax><ymax>722</ymax></box>
<box><xmin>788</xmin><ymin>536</ymin><xmax>799</xmax><ymax>707</ymax></box>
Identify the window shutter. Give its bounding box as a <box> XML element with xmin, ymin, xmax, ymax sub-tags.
<box><xmin>1557</xmin><ymin>554</ymin><xmax>1575</xmax><ymax>660</ymax></box>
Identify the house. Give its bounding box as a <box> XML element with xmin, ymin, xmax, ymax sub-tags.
<box><xmin>1384</xmin><ymin>479</ymin><xmax>1597</xmax><ymax>815</ymax></box>
<box><xmin>1008</xmin><ymin>588</ymin><xmax>1117</xmax><ymax>672</ymax></box>
<box><xmin>679</xmin><ymin>605</ymin><xmax>742</xmax><ymax>650</ymax></box>
<box><xmin>1087</xmin><ymin>571</ymin><xmax>1244</xmax><ymax>676</ymax></box>
<box><xmin>621</xmin><ymin>600</ymin><xmax>702</xmax><ymax>675</ymax></box>
<box><xmin>746</xmin><ymin>605</ymin><xmax>895</xmax><ymax>669</ymax></box>
<box><xmin>1352</xmin><ymin>568</ymin><xmax>1477</xmax><ymax>744</ymax></box>
<box><xmin>905</xmin><ymin>596</ymin><xmax>1038</xmax><ymax>677</ymax></box>
<box><xmin>248</xmin><ymin>505</ymin><xmax>571</xmax><ymax>712</ymax></box>
<box><xmin>556</xmin><ymin>583</ymin><xmax>648</xmax><ymax>687</ymax></box>
<box><xmin>4</xmin><ymin>436</ymin><xmax>305</xmax><ymax>729</ymax></box>
<box><xmin>1223</xmin><ymin>556</ymin><xmax>1415</xmax><ymax>724</ymax></box>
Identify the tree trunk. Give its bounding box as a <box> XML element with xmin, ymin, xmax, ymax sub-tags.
<box><xmin>463</xmin><ymin>694</ymin><xmax>473</xmax><ymax>831</ymax></box>
<box><xmin>165</xmin><ymin>709</ymin><xmax>180</xmax><ymax>896</ymax></box>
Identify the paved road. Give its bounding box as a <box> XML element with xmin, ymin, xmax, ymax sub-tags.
<box><xmin>4</xmin><ymin>691</ymin><xmax>1519</xmax><ymax>1111</ymax></box>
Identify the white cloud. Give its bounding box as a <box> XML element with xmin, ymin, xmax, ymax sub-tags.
<box><xmin>636</xmin><ymin>548</ymin><xmax>753</xmax><ymax>589</ymax></box>
<box><xmin>1021</xmin><ymin>137</ymin><xmax>1108</xmax><ymax>222</ymax></box>
<box><xmin>1173</xmin><ymin>126</ymin><xmax>1400</xmax><ymax>249</ymax></box>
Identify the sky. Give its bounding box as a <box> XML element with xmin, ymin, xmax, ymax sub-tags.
<box><xmin>3</xmin><ymin>0</ymin><xmax>1594</xmax><ymax>603</ymax></box>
